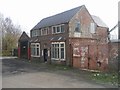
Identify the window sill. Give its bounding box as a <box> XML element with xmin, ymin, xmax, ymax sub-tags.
<box><xmin>31</xmin><ymin>55</ymin><xmax>40</xmax><ymax>57</ymax></box>
<box><xmin>52</xmin><ymin>32</ymin><xmax>65</xmax><ymax>34</ymax></box>
<box><xmin>51</xmin><ymin>58</ymin><xmax>65</xmax><ymax>61</ymax></box>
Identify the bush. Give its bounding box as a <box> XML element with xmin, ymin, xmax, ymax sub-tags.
<box><xmin>2</xmin><ymin>50</ymin><xmax>12</xmax><ymax>56</ymax></box>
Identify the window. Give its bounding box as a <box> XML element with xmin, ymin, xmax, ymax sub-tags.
<box><xmin>52</xmin><ymin>24</ymin><xmax>65</xmax><ymax>34</ymax></box>
<box><xmin>75</xmin><ymin>21</ymin><xmax>81</xmax><ymax>32</ymax></box>
<box><xmin>31</xmin><ymin>43</ymin><xmax>40</xmax><ymax>57</ymax></box>
<box><xmin>53</xmin><ymin>27</ymin><xmax>56</xmax><ymax>33</ymax></box>
<box><xmin>60</xmin><ymin>44</ymin><xmax>64</xmax><ymax>59</ymax></box>
<box><xmin>61</xmin><ymin>25</ymin><xmax>64</xmax><ymax>33</ymax></box>
<box><xmin>41</xmin><ymin>27</ymin><xmax>49</xmax><ymax>35</ymax></box>
<box><xmin>57</xmin><ymin>26</ymin><xmax>60</xmax><ymax>33</ymax></box>
<box><xmin>51</xmin><ymin>42</ymin><xmax>65</xmax><ymax>60</ymax></box>
<box><xmin>74</xmin><ymin>21</ymin><xmax>81</xmax><ymax>37</ymax></box>
<box><xmin>90</xmin><ymin>23</ymin><xmax>96</xmax><ymax>33</ymax></box>
<box><xmin>31</xmin><ymin>30</ymin><xmax>40</xmax><ymax>37</ymax></box>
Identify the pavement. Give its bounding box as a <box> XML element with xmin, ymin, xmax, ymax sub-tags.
<box><xmin>2</xmin><ymin>57</ymin><xmax>118</xmax><ymax>88</ymax></box>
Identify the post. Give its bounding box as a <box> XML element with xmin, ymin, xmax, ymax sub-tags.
<box><xmin>88</xmin><ymin>45</ymin><xmax>90</xmax><ymax>69</ymax></box>
<box><xmin>18</xmin><ymin>42</ymin><xmax>20</xmax><ymax>58</ymax></box>
<box><xmin>28</xmin><ymin>42</ymin><xmax>31</xmax><ymax>60</ymax></box>
<box><xmin>70</xmin><ymin>44</ymin><xmax>73</xmax><ymax>67</ymax></box>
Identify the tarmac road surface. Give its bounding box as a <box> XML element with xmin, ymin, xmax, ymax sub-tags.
<box><xmin>2</xmin><ymin>57</ymin><xmax>117</xmax><ymax>88</ymax></box>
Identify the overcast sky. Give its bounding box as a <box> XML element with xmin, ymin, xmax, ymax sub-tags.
<box><xmin>0</xmin><ymin>0</ymin><xmax>119</xmax><ymax>37</ymax></box>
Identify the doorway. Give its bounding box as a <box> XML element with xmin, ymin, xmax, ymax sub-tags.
<box><xmin>20</xmin><ymin>41</ymin><xmax>28</xmax><ymax>59</ymax></box>
<box><xmin>44</xmin><ymin>49</ymin><xmax>48</xmax><ymax>62</ymax></box>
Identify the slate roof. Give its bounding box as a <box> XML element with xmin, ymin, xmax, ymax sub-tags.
<box><xmin>30</xmin><ymin>36</ymin><xmax>66</xmax><ymax>42</ymax></box>
<box><xmin>32</xmin><ymin>5</ymin><xmax>108</xmax><ymax>30</ymax></box>
<box><xmin>50</xmin><ymin>36</ymin><xmax>66</xmax><ymax>42</ymax></box>
<box><xmin>32</xmin><ymin>6</ymin><xmax>83</xmax><ymax>30</ymax></box>
<box><xmin>92</xmin><ymin>15</ymin><xmax>108</xmax><ymax>28</ymax></box>
<box><xmin>19</xmin><ymin>32</ymin><xmax>30</xmax><ymax>42</ymax></box>
<box><xmin>29</xmin><ymin>37</ymin><xmax>40</xmax><ymax>42</ymax></box>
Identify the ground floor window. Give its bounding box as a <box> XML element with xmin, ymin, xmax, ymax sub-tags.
<box><xmin>31</xmin><ymin>43</ymin><xmax>40</xmax><ymax>57</ymax></box>
<box><xmin>51</xmin><ymin>42</ymin><xmax>65</xmax><ymax>60</ymax></box>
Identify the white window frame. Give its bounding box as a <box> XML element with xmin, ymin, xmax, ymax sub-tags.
<box><xmin>52</xmin><ymin>24</ymin><xmax>65</xmax><ymax>34</ymax></box>
<box><xmin>41</xmin><ymin>27</ymin><xmax>49</xmax><ymax>35</ymax></box>
<box><xmin>90</xmin><ymin>22</ymin><xmax>96</xmax><ymax>33</ymax></box>
<box><xmin>75</xmin><ymin>21</ymin><xmax>81</xmax><ymax>32</ymax></box>
<box><xmin>31</xmin><ymin>43</ymin><xmax>40</xmax><ymax>57</ymax></box>
<box><xmin>51</xmin><ymin>42</ymin><xmax>65</xmax><ymax>61</ymax></box>
<box><xmin>32</xmin><ymin>30</ymin><xmax>39</xmax><ymax>37</ymax></box>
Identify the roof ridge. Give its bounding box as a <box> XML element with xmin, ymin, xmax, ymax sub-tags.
<box><xmin>19</xmin><ymin>31</ymin><xmax>30</xmax><ymax>41</ymax></box>
<box><xmin>42</xmin><ymin>5</ymin><xmax>83</xmax><ymax>20</ymax></box>
<box><xmin>32</xmin><ymin>5</ymin><xmax>84</xmax><ymax>30</ymax></box>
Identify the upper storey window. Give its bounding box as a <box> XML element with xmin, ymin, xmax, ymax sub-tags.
<box><xmin>41</xmin><ymin>27</ymin><xmax>49</xmax><ymax>35</ymax></box>
<box><xmin>52</xmin><ymin>24</ymin><xmax>65</xmax><ymax>34</ymax></box>
<box><xmin>74</xmin><ymin>21</ymin><xmax>81</xmax><ymax>37</ymax></box>
<box><xmin>31</xmin><ymin>30</ymin><xmax>40</xmax><ymax>37</ymax></box>
<box><xmin>90</xmin><ymin>22</ymin><xmax>96</xmax><ymax>33</ymax></box>
<box><xmin>75</xmin><ymin>21</ymin><xmax>81</xmax><ymax>32</ymax></box>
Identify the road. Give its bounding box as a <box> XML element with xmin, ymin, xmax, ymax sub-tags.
<box><xmin>2</xmin><ymin>57</ymin><xmax>117</xmax><ymax>88</ymax></box>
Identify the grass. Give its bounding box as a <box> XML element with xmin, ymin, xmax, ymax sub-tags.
<box><xmin>90</xmin><ymin>72</ymin><xmax>119</xmax><ymax>86</ymax></box>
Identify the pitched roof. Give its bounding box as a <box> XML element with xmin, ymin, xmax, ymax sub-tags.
<box><xmin>32</xmin><ymin>6</ymin><xmax>83</xmax><ymax>30</ymax></box>
<box><xmin>30</xmin><ymin>36</ymin><xmax>66</xmax><ymax>42</ymax></box>
<box><xmin>19</xmin><ymin>31</ymin><xmax>30</xmax><ymax>42</ymax></box>
<box><xmin>92</xmin><ymin>15</ymin><xmax>108</xmax><ymax>28</ymax></box>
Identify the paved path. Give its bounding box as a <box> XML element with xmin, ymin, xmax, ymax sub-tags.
<box><xmin>2</xmin><ymin>58</ymin><xmax>117</xmax><ymax>88</ymax></box>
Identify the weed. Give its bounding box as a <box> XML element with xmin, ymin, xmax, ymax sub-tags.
<box><xmin>91</xmin><ymin>72</ymin><xmax>118</xmax><ymax>86</ymax></box>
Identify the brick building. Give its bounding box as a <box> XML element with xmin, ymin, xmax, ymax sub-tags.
<box><xmin>23</xmin><ymin>5</ymin><xmax>109</xmax><ymax>70</ymax></box>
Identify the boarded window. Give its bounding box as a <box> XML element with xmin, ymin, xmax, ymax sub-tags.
<box><xmin>90</xmin><ymin>23</ymin><xmax>96</xmax><ymax>33</ymax></box>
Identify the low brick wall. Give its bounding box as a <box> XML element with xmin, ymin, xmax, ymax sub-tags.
<box><xmin>108</xmin><ymin>40</ymin><xmax>119</xmax><ymax>72</ymax></box>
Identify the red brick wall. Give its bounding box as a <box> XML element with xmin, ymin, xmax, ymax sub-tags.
<box><xmin>69</xmin><ymin>6</ymin><xmax>94</xmax><ymax>38</ymax></box>
<box><xmin>70</xmin><ymin>38</ymin><xmax>108</xmax><ymax>71</ymax></box>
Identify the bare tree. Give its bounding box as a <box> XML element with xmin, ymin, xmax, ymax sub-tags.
<box><xmin>0</xmin><ymin>13</ymin><xmax>22</xmax><ymax>56</ymax></box>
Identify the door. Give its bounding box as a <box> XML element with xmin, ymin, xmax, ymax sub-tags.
<box><xmin>20</xmin><ymin>41</ymin><xmax>28</xmax><ymax>59</ymax></box>
<box><xmin>44</xmin><ymin>49</ymin><xmax>48</xmax><ymax>62</ymax></box>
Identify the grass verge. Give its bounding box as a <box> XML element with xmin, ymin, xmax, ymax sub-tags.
<box><xmin>90</xmin><ymin>72</ymin><xmax>118</xmax><ymax>86</ymax></box>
